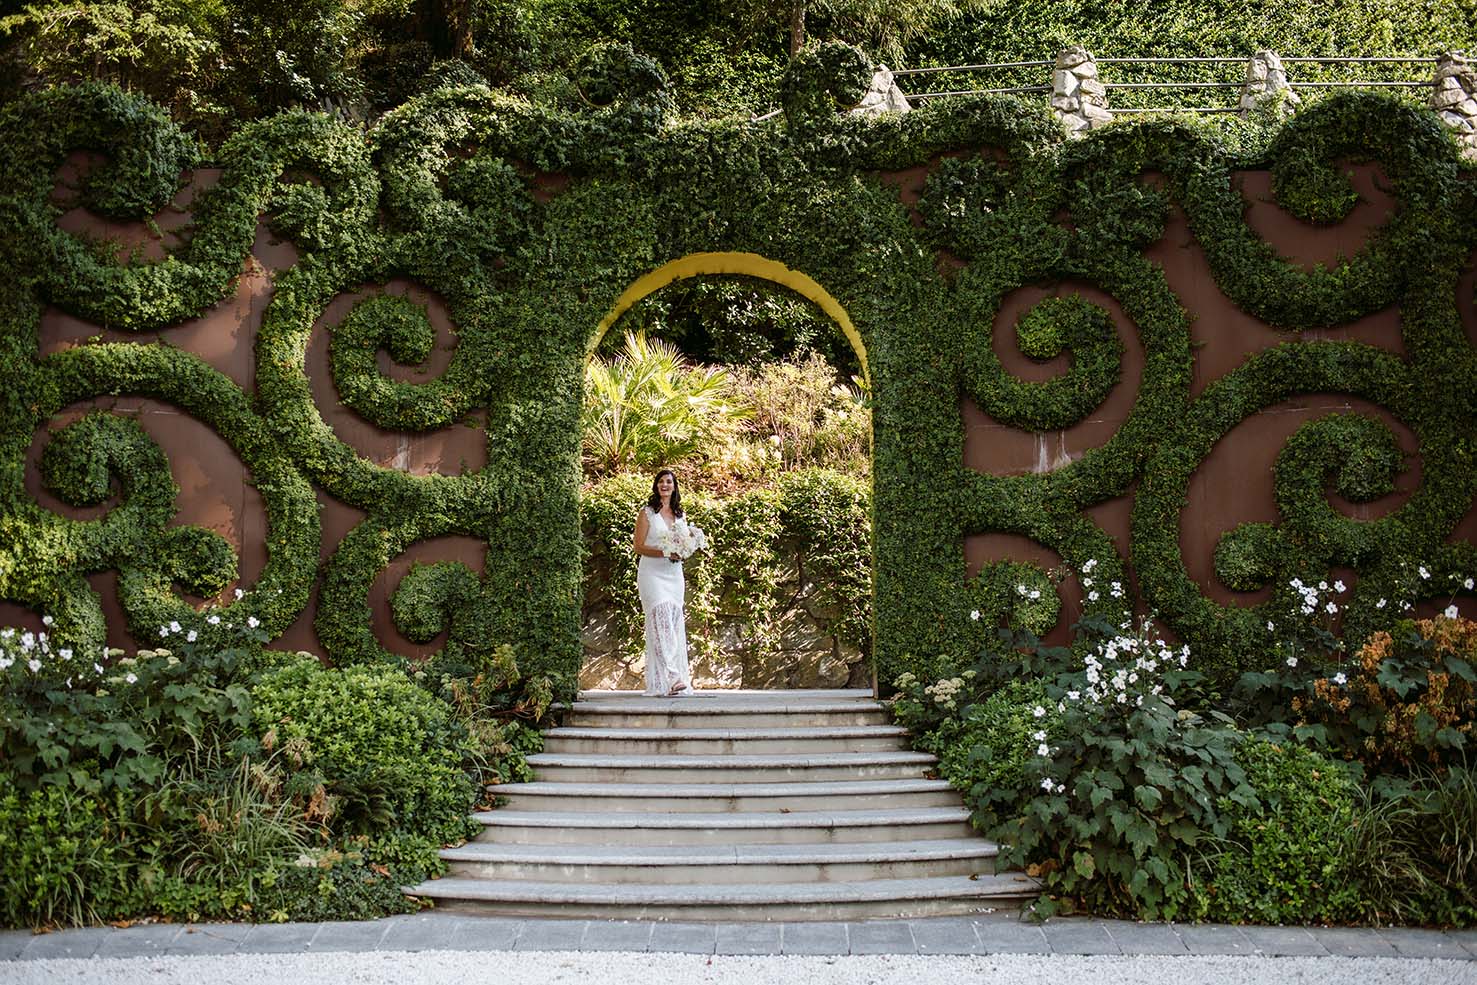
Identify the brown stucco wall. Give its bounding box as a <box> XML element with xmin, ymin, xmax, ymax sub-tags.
<box><xmin>4</xmin><ymin>159</ymin><xmax>1473</xmax><ymax>659</ymax></box>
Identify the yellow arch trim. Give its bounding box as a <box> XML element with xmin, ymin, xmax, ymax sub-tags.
<box><xmin>592</xmin><ymin>252</ymin><xmax>869</xmax><ymax>383</ymax></box>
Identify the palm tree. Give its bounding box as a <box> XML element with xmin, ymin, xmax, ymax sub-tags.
<box><xmin>583</xmin><ymin>333</ymin><xmax>746</xmax><ymax>475</ymax></box>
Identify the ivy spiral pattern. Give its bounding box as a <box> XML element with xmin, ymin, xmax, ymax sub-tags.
<box><xmin>0</xmin><ymin>48</ymin><xmax>1472</xmax><ymax>694</ymax></box>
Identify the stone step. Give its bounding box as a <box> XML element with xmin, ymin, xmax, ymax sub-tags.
<box><xmin>578</xmin><ymin>689</ymin><xmax>876</xmax><ymax>702</ymax></box>
<box><xmin>542</xmin><ymin>725</ymin><xmax>910</xmax><ymax>755</ymax></box>
<box><xmin>492</xmin><ymin>778</ymin><xmax>959</xmax><ymax>813</ymax></box>
<box><xmin>403</xmin><ymin>873</ymin><xmax>1040</xmax><ymax>921</ymax></box>
<box><xmin>524</xmin><ymin>750</ymin><xmax>936</xmax><ymax>784</ymax></box>
<box><xmin>439</xmin><ymin>838</ymin><xmax>1000</xmax><ymax>885</ymax></box>
<box><xmin>565</xmin><ymin>700</ymin><xmax>890</xmax><ymax>729</ymax></box>
<box><xmin>469</xmin><ymin>807</ymin><xmax>976</xmax><ymax>846</ymax></box>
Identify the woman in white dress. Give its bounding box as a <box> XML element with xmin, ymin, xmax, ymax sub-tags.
<box><xmin>632</xmin><ymin>469</ymin><xmax>693</xmax><ymax>696</ymax></box>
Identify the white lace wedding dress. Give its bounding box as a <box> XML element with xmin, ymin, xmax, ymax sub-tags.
<box><xmin>637</xmin><ymin>506</ymin><xmax>694</xmax><ymax>696</ymax></box>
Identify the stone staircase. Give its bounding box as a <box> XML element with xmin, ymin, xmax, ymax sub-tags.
<box><xmin>405</xmin><ymin>688</ymin><xmax>1038</xmax><ymax>920</ymax></box>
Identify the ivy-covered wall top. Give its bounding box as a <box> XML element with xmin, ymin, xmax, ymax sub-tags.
<box><xmin>1</xmin><ymin>42</ymin><xmax>1475</xmax><ymax>692</ymax></box>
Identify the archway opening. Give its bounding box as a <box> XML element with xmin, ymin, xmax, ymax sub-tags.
<box><xmin>579</xmin><ymin>253</ymin><xmax>874</xmax><ymax>691</ymax></box>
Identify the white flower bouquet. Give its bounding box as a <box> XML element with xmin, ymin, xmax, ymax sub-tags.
<box><xmin>658</xmin><ymin>518</ymin><xmax>708</xmax><ymax>563</ymax></box>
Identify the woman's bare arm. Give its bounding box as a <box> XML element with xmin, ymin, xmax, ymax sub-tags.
<box><xmin>633</xmin><ymin>508</ymin><xmax>663</xmax><ymax>558</ymax></box>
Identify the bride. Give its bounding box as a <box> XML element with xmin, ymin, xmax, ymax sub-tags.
<box><xmin>632</xmin><ymin>469</ymin><xmax>694</xmax><ymax>697</ymax></box>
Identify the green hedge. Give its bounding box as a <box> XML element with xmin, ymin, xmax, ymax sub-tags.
<box><xmin>1</xmin><ymin>47</ymin><xmax>1474</xmax><ymax>692</ymax></box>
<box><xmin>582</xmin><ymin>468</ymin><xmax>871</xmax><ymax>673</ymax></box>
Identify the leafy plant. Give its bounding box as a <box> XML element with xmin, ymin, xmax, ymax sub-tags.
<box><xmin>1296</xmin><ymin>615</ymin><xmax>1477</xmax><ymax>773</ymax></box>
<box><xmin>582</xmin><ymin>331</ymin><xmax>747</xmax><ymax>474</ymax></box>
<box><xmin>1188</xmin><ymin>739</ymin><xmax>1361</xmax><ymax>924</ymax></box>
<box><xmin>250</xmin><ymin>657</ymin><xmax>481</xmax><ymax>858</ymax></box>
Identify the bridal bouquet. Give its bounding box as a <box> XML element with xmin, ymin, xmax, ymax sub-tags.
<box><xmin>659</xmin><ymin>519</ymin><xmax>708</xmax><ymax>563</ymax></box>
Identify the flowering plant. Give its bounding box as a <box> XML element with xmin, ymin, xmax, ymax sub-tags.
<box><xmin>657</xmin><ymin>517</ymin><xmax>708</xmax><ymax>563</ymax></box>
<box><xmin>1</xmin><ymin>604</ymin><xmax>267</xmax><ymax>794</ymax></box>
<box><xmin>975</xmin><ymin>614</ymin><xmax>1257</xmax><ymax>918</ymax></box>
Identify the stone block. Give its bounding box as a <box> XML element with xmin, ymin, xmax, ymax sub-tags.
<box><xmin>1079</xmin><ymin>78</ymin><xmax>1106</xmax><ymax>100</ymax></box>
<box><xmin>1053</xmin><ymin>70</ymin><xmax>1080</xmax><ymax>96</ymax></box>
<box><xmin>1056</xmin><ymin>47</ymin><xmax>1091</xmax><ymax>70</ymax></box>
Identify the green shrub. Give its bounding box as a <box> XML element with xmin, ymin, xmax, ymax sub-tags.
<box><xmin>1189</xmin><ymin>739</ymin><xmax>1361</xmax><ymax>924</ymax></box>
<box><xmin>911</xmin><ymin>678</ymin><xmax>1064</xmax><ymax>812</ymax></box>
<box><xmin>0</xmin><ymin>775</ymin><xmax>144</xmax><ymax>926</ymax></box>
<box><xmin>904</xmin><ymin>618</ymin><xmax>1259</xmax><ymax>920</ymax></box>
<box><xmin>255</xmin><ymin>842</ymin><xmax>419</xmax><ymax>922</ymax></box>
<box><xmin>250</xmin><ymin>659</ymin><xmax>480</xmax><ymax>873</ymax></box>
<box><xmin>0</xmin><ymin>629</ymin><xmax>256</xmax><ymax>795</ymax></box>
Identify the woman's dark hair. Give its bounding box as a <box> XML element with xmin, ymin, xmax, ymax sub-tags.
<box><xmin>647</xmin><ymin>469</ymin><xmax>683</xmax><ymax>517</ymax></box>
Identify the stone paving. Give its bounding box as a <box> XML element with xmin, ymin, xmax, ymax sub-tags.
<box><xmin>2</xmin><ymin>912</ymin><xmax>1474</xmax><ymax>962</ymax></box>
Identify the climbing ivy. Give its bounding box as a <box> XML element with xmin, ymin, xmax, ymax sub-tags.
<box><xmin>0</xmin><ymin>43</ymin><xmax>1473</xmax><ymax>694</ymax></box>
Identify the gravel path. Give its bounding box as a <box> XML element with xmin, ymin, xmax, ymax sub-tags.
<box><xmin>3</xmin><ymin>951</ymin><xmax>1475</xmax><ymax>985</ymax></box>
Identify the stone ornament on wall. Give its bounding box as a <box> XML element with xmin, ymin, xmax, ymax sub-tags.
<box><xmin>1239</xmin><ymin>50</ymin><xmax>1301</xmax><ymax>117</ymax></box>
<box><xmin>1430</xmin><ymin>50</ymin><xmax>1477</xmax><ymax>160</ymax></box>
<box><xmin>849</xmin><ymin>65</ymin><xmax>912</xmax><ymax>117</ymax></box>
<box><xmin>1051</xmin><ymin>46</ymin><xmax>1111</xmax><ymax>135</ymax></box>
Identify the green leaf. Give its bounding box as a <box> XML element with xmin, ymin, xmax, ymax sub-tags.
<box><xmin>1073</xmin><ymin>850</ymin><xmax>1096</xmax><ymax>879</ymax></box>
<box><xmin>1134</xmin><ymin>784</ymin><xmax>1163</xmax><ymax>811</ymax></box>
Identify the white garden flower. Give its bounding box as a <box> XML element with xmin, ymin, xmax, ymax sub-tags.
<box><xmin>1083</xmin><ymin>578</ymin><xmax>1093</xmax><ymax>588</ymax></box>
<box><xmin>1318</xmin><ymin>581</ymin><xmax>1328</xmax><ymax>591</ymax></box>
<box><xmin>1032</xmin><ymin>706</ymin><xmax>1046</xmax><ymax>718</ymax></box>
<box><xmin>1376</xmin><ymin>599</ymin><xmax>1387</xmax><ymax>609</ymax></box>
<box><xmin>20</xmin><ymin>632</ymin><xmax>33</xmax><ymax>649</ymax></box>
<box><xmin>59</xmin><ymin>648</ymin><xmax>71</xmax><ymax>660</ymax></box>
<box><xmin>1037</xmin><ymin>743</ymin><xmax>1051</xmax><ymax>756</ymax></box>
<box><xmin>969</xmin><ymin>609</ymin><xmax>980</xmax><ymax>621</ymax></box>
<box><xmin>186</xmin><ymin>630</ymin><xmax>197</xmax><ymax>642</ymax></box>
<box><xmin>28</xmin><ymin>658</ymin><xmax>42</xmax><ymax>672</ymax></box>
<box><xmin>1267</xmin><ymin>621</ymin><xmax>1275</xmax><ymax>632</ymax></box>
<box><xmin>41</xmin><ymin>615</ymin><xmax>53</xmax><ymax>627</ymax></box>
<box><xmin>124</xmin><ymin>672</ymin><xmax>137</xmax><ymax>684</ymax></box>
<box><xmin>1033</xmin><ymin>730</ymin><xmax>1047</xmax><ymax>741</ymax></box>
<box><xmin>1088</xmin><ymin>591</ymin><xmax>1099</xmax><ymax>602</ymax></box>
<box><xmin>1083</xmin><ymin>559</ymin><xmax>1097</xmax><ymax>572</ymax></box>
<box><xmin>1041</xmin><ymin>778</ymin><xmax>1055</xmax><ymax>791</ymax></box>
<box><xmin>1445</xmin><ymin>605</ymin><xmax>1460</xmax><ymax>619</ymax></box>
<box><xmin>207</xmin><ymin>615</ymin><xmax>221</xmax><ymax>625</ymax></box>
<box><xmin>0</xmin><ymin>657</ymin><xmax>12</xmax><ymax>670</ymax></box>
<box><xmin>1334</xmin><ymin>580</ymin><xmax>1347</xmax><ymax>593</ymax></box>
<box><xmin>1419</xmin><ymin>566</ymin><xmax>1430</xmax><ymax>580</ymax></box>
<box><xmin>234</xmin><ymin>588</ymin><xmax>245</xmax><ymax>599</ymax></box>
<box><xmin>1028</xmin><ymin>590</ymin><xmax>1041</xmax><ymax>600</ymax></box>
<box><xmin>1333</xmin><ymin>672</ymin><xmax>1347</xmax><ymax>685</ymax></box>
<box><xmin>1016</xmin><ymin>584</ymin><xmax>1027</xmax><ymax>596</ymax></box>
<box><xmin>1067</xmin><ymin>691</ymin><xmax>1080</xmax><ymax>701</ymax></box>
<box><xmin>168</xmin><ymin>621</ymin><xmax>182</xmax><ymax>633</ymax></box>
<box><xmin>246</xmin><ymin>616</ymin><xmax>260</xmax><ymax>629</ymax></box>
<box><xmin>1286</xmin><ymin>656</ymin><xmax>1298</xmax><ymax>668</ymax></box>
<box><xmin>94</xmin><ymin>663</ymin><xmax>104</xmax><ymax>674</ymax></box>
<box><xmin>1291</xmin><ymin>578</ymin><xmax>1303</xmax><ymax>589</ymax></box>
<box><xmin>1325</xmin><ymin>602</ymin><xmax>1338</xmax><ymax>614</ymax></box>
<box><xmin>1465</xmin><ymin>578</ymin><xmax>1475</xmax><ymax>590</ymax></box>
<box><xmin>159</xmin><ymin>627</ymin><xmax>169</xmax><ymax>638</ymax></box>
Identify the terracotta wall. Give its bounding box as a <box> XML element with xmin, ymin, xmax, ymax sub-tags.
<box><xmin>963</xmin><ymin>166</ymin><xmax>1477</xmax><ymax>642</ymax></box>
<box><xmin>5</xmin><ymin>160</ymin><xmax>1474</xmax><ymax>657</ymax></box>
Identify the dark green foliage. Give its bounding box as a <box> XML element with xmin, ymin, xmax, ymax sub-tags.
<box><xmin>0</xmin><ymin>60</ymin><xmax>1473</xmax><ymax>722</ymax></box>
<box><xmin>908</xmin><ymin>677</ymin><xmax>1063</xmax><ymax>803</ymax></box>
<box><xmin>250</xmin><ymin>659</ymin><xmax>482</xmax><ymax>857</ymax></box>
<box><xmin>1189</xmin><ymin>740</ymin><xmax>1362</xmax><ymax>924</ymax></box>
